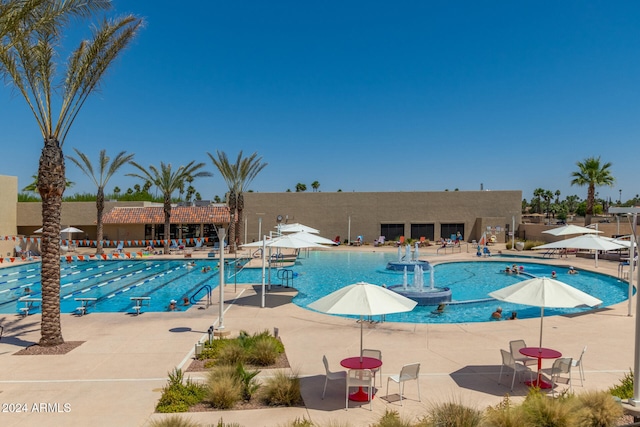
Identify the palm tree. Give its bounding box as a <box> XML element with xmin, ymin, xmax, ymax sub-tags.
<box><xmin>296</xmin><ymin>183</ymin><xmax>307</xmax><ymax>192</ymax></box>
<box><xmin>208</xmin><ymin>151</ymin><xmax>267</xmax><ymax>253</ymax></box>
<box><xmin>68</xmin><ymin>149</ymin><xmax>134</xmax><ymax>254</ymax></box>
<box><xmin>128</xmin><ymin>161</ymin><xmax>212</xmax><ymax>253</ymax></box>
<box><xmin>311</xmin><ymin>181</ymin><xmax>320</xmax><ymax>192</ymax></box>
<box><xmin>570</xmin><ymin>156</ymin><xmax>615</xmax><ymax>225</ymax></box>
<box><xmin>22</xmin><ymin>174</ymin><xmax>75</xmax><ymax>194</ymax></box>
<box><xmin>0</xmin><ymin>1</ymin><xmax>142</xmax><ymax>347</ymax></box>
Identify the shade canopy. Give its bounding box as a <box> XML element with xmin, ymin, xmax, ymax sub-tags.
<box><xmin>61</xmin><ymin>227</ymin><xmax>84</xmax><ymax>234</ymax></box>
<box><xmin>533</xmin><ymin>234</ymin><xmax>626</xmax><ymax>251</ymax></box>
<box><xmin>489</xmin><ymin>276</ymin><xmax>602</xmax><ymax>348</ymax></box>
<box><xmin>542</xmin><ymin>224</ymin><xmax>602</xmax><ymax>236</ymax></box>
<box><xmin>242</xmin><ymin>234</ymin><xmax>326</xmax><ymax>249</ymax></box>
<box><xmin>287</xmin><ymin>231</ymin><xmax>338</xmax><ymax>245</ymax></box>
<box><xmin>278</xmin><ymin>223</ymin><xmax>320</xmax><ymax>234</ymax></box>
<box><xmin>309</xmin><ymin>282</ymin><xmax>417</xmax><ymax>357</ymax></box>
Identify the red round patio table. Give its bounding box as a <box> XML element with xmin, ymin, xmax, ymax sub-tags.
<box><xmin>340</xmin><ymin>356</ymin><xmax>383</xmax><ymax>401</ymax></box>
<box><xmin>519</xmin><ymin>347</ymin><xmax>562</xmax><ymax>389</ymax></box>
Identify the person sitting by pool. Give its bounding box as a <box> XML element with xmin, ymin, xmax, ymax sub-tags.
<box><xmin>168</xmin><ymin>300</ymin><xmax>177</xmax><ymax>311</ymax></box>
<box><xmin>551</xmin><ymin>271</ymin><xmax>557</xmax><ymax>279</ymax></box>
<box><xmin>491</xmin><ymin>306</ymin><xmax>503</xmax><ymax>320</ymax></box>
<box><xmin>568</xmin><ymin>266</ymin><xmax>578</xmax><ymax>275</ymax></box>
<box><xmin>509</xmin><ymin>311</ymin><xmax>518</xmax><ymax>320</ymax></box>
<box><xmin>182</xmin><ymin>296</ymin><xmax>190</xmax><ymax>306</ymax></box>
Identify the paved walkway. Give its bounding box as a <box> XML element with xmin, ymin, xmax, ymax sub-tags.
<box><xmin>0</xmin><ymin>244</ymin><xmax>637</xmax><ymax>426</ymax></box>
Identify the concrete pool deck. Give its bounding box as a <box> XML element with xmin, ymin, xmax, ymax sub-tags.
<box><xmin>0</xmin><ymin>243</ymin><xmax>637</xmax><ymax>426</ymax></box>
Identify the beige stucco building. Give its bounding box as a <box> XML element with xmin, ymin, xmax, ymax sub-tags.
<box><xmin>4</xmin><ymin>173</ymin><xmax>530</xmax><ymax>248</ymax></box>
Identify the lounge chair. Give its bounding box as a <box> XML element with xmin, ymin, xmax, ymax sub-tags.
<box><xmin>115</xmin><ymin>241</ymin><xmax>124</xmax><ymax>253</ymax></box>
<box><xmin>333</xmin><ymin>236</ymin><xmax>341</xmax><ymax>245</ymax></box>
<box><xmin>194</xmin><ymin>239</ymin><xmax>205</xmax><ymax>251</ymax></box>
<box><xmin>374</xmin><ymin>236</ymin><xmax>385</xmax><ymax>247</ymax></box>
<box><xmin>14</xmin><ymin>245</ymin><xmax>24</xmax><ymax>257</ymax></box>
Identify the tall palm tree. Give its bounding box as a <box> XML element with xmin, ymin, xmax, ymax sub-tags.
<box><xmin>0</xmin><ymin>0</ymin><xmax>142</xmax><ymax>347</ymax></box>
<box><xmin>311</xmin><ymin>181</ymin><xmax>320</xmax><ymax>192</ymax></box>
<box><xmin>571</xmin><ymin>156</ymin><xmax>615</xmax><ymax>225</ymax></box>
<box><xmin>208</xmin><ymin>151</ymin><xmax>267</xmax><ymax>252</ymax></box>
<box><xmin>68</xmin><ymin>149</ymin><xmax>134</xmax><ymax>254</ymax></box>
<box><xmin>128</xmin><ymin>161</ymin><xmax>212</xmax><ymax>253</ymax></box>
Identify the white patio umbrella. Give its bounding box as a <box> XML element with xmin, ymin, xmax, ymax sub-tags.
<box><xmin>61</xmin><ymin>226</ymin><xmax>84</xmax><ymax>243</ymax></box>
<box><xmin>33</xmin><ymin>227</ymin><xmax>43</xmax><ymax>234</ymax></box>
<box><xmin>287</xmin><ymin>231</ymin><xmax>338</xmax><ymax>245</ymax></box>
<box><xmin>533</xmin><ymin>234</ymin><xmax>627</xmax><ymax>267</ymax></box>
<box><xmin>489</xmin><ymin>277</ymin><xmax>602</xmax><ymax>349</ymax></box>
<box><xmin>542</xmin><ymin>224</ymin><xmax>602</xmax><ymax>236</ymax></box>
<box><xmin>308</xmin><ymin>282</ymin><xmax>417</xmax><ymax>359</ymax></box>
<box><xmin>278</xmin><ymin>223</ymin><xmax>320</xmax><ymax>234</ymax></box>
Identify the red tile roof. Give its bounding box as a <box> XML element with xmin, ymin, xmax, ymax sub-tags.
<box><xmin>102</xmin><ymin>206</ymin><xmax>230</xmax><ymax>224</ymax></box>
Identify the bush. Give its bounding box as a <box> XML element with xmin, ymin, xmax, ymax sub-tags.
<box><xmin>482</xmin><ymin>395</ymin><xmax>528</xmax><ymax>427</ymax></box>
<box><xmin>421</xmin><ymin>400</ymin><xmax>483</xmax><ymax>427</ymax></box>
<box><xmin>235</xmin><ymin>362</ymin><xmax>261</xmax><ymax>401</ymax></box>
<box><xmin>149</xmin><ymin>415</ymin><xmax>202</xmax><ymax>427</ymax></box>
<box><xmin>520</xmin><ymin>389</ymin><xmax>579</xmax><ymax>427</ymax></box>
<box><xmin>261</xmin><ymin>370</ymin><xmax>302</xmax><ymax>406</ymax></box>
<box><xmin>371</xmin><ymin>409</ymin><xmax>413</xmax><ymax>427</ymax></box>
<box><xmin>207</xmin><ymin>366</ymin><xmax>242</xmax><ymax>409</ymax></box>
<box><xmin>216</xmin><ymin>340</ymin><xmax>247</xmax><ymax>366</ymax></box>
<box><xmin>156</xmin><ymin>368</ymin><xmax>208</xmax><ymax>413</ymax></box>
<box><xmin>523</xmin><ymin>240</ymin><xmax>545</xmax><ymax>251</ymax></box>
<box><xmin>576</xmin><ymin>390</ymin><xmax>624</xmax><ymax>427</ymax></box>
<box><xmin>248</xmin><ymin>336</ymin><xmax>281</xmax><ymax>366</ymax></box>
<box><xmin>609</xmin><ymin>369</ymin><xmax>634</xmax><ymax>399</ymax></box>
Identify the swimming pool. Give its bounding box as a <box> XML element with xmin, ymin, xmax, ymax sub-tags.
<box><xmin>0</xmin><ymin>251</ymin><xmax>629</xmax><ymax>322</ymax></box>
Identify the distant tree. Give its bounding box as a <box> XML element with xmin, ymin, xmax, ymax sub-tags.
<box><xmin>208</xmin><ymin>151</ymin><xmax>267</xmax><ymax>252</ymax></box>
<box><xmin>68</xmin><ymin>149</ymin><xmax>134</xmax><ymax>254</ymax></box>
<box><xmin>337</xmin><ymin>189</ymin><xmax>342</xmax><ymax>192</ymax></box>
<box><xmin>570</xmin><ymin>156</ymin><xmax>615</xmax><ymax>225</ymax></box>
<box><xmin>286</xmin><ymin>189</ymin><xmax>291</xmax><ymax>192</ymax></box>
<box><xmin>295</xmin><ymin>183</ymin><xmax>307</xmax><ymax>192</ymax></box>
<box><xmin>128</xmin><ymin>161</ymin><xmax>212</xmax><ymax>252</ymax></box>
<box><xmin>113</xmin><ymin>186</ymin><xmax>121</xmax><ymax>196</ymax></box>
<box><xmin>126</xmin><ymin>188</ymin><xmax>133</xmax><ymax>195</ymax></box>
<box><xmin>554</xmin><ymin>190</ymin><xmax>561</xmax><ymax>204</ymax></box>
<box><xmin>311</xmin><ymin>181</ymin><xmax>320</xmax><ymax>192</ymax></box>
<box><xmin>133</xmin><ymin>183</ymin><xmax>141</xmax><ymax>193</ymax></box>
<box><xmin>533</xmin><ymin>188</ymin><xmax>545</xmax><ymax>214</ymax></box>
<box><xmin>214</xmin><ymin>195</ymin><xmax>221</xmax><ymax>203</ymax></box>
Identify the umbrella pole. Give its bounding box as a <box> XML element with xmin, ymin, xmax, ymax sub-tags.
<box><xmin>360</xmin><ymin>315</ymin><xmax>364</xmax><ymax>362</ymax></box>
<box><xmin>539</xmin><ymin>306</ymin><xmax>544</xmax><ymax>349</ymax></box>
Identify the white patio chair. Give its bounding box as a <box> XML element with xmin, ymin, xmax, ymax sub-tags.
<box><xmin>509</xmin><ymin>339</ymin><xmax>537</xmax><ymax>368</ymax></box>
<box><xmin>386</xmin><ymin>362</ymin><xmax>421</xmax><ymax>405</ymax></box>
<box><xmin>499</xmin><ymin>349</ymin><xmax>533</xmax><ymax>391</ymax></box>
<box><xmin>361</xmin><ymin>348</ymin><xmax>382</xmax><ymax>387</ymax></box>
<box><xmin>571</xmin><ymin>346</ymin><xmax>587</xmax><ymax>386</ymax></box>
<box><xmin>550</xmin><ymin>357</ymin><xmax>573</xmax><ymax>395</ymax></box>
<box><xmin>346</xmin><ymin>368</ymin><xmax>373</xmax><ymax>410</ymax></box>
<box><xmin>322</xmin><ymin>355</ymin><xmax>346</xmax><ymax>399</ymax></box>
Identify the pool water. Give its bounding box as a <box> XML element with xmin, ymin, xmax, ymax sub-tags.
<box><xmin>0</xmin><ymin>252</ymin><xmax>629</xmax><ymax>323</ymax></box>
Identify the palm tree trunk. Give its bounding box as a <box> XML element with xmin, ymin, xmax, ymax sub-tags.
<box><xmin>163</xmin><ymin>195</ymin><xmax>171</xmax><ymax>253</ymax></box>
<box><xmin>237</xmin><ymin>193</ymin><xmax>244</xmax><ymax>247</ymax></box>
<box><xmin>228</xmin><ymin>190</ymin><xmax>237</xmax><ymax>254</ymax></box>
<box><xmin>37</xmin><ymin>138</ymin><xmax>65</xmax><ymax>347</ymax></box>
<box><xmin>585</xmin><ymin>184</ymin><xmax>595</xmax><ymax>225</ymax></box>
<box><xmin>96</xmin><ymin>188</ymin><xmax>105</xmax><ymax>254</ymax></box>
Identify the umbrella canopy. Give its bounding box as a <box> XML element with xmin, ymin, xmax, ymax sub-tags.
<box><xmin>61</xmin><ymin>227</ymin><xmax>84</xmax><ymax>234</ymax></box>
<box><xmin>542</xmin><ymin>224</ymin><xmax>602</xmax><ymax>236</ymax></box>
<box><xmin>278</xmin><ymin>223</ymin><xmax>320</xmax><ymax>234</ymax></box>
<box><xmin>33</xmin><ymin>228</ymin><xmax>43</xmax><ymax>234</ymax></box>
<box><xmin>489</xmin><ymin>277</ymin><xmax>602</xmax><ymax>348</ymax></box>
<box><xmin>242</xmin><ymin>234</ymin><xmax>326</xmax><ymax>249</ymax></box>
<box><xmin>287</xmin><ymin>231</ymin><xmax>338</xmax><ymax>245</ymax></box>
<box><xmin>308</xmin><ymin>282</ymin><xmax>417</xmax><ymax>357</ymax></box>
<box><xmin>533</xmin><ymin>234</ymin><xmax>626</xmax><ymax>251</ymax></box>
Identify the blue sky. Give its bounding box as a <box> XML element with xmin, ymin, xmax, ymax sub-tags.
<box><xmin>1</xmin><ymin>1</ymin><xmax>639</xmax><ymax>203</ymax></box>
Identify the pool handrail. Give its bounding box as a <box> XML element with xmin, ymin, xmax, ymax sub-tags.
<box><xmin>191</xmin><ymin>284</ymin><xmax>212</xmax><ymax>307</ymax></box>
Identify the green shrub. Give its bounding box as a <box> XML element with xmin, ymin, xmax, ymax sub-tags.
<box><xmin>156</xmin><ymin>368</ymin><xmax>207</xmax><ymax>413</ymax></box>
<box><xmin>248</xmin><ymin>336</ymin><xmax>280</xmax><ymax>366</ymax></box>
<box><xmin>576</xmin><ymin>390</ymin><xmax>624</xmax><ymax>427</ymax></box>
<box><xmin>216</xmin><ymin>340</ymin><xmax>247</xmax><ymax>366</ymax></box>
<box><xmin>523</xmin><ymin>240</ymin><xmax>545</xmax><ymax>251</ymax></box>
<box><xmin>421</xmin><ymin>401</ymin><xmax>483</xmax><ymax>427</ymax></box>
<box><xmin>520</xmin><ymin>389</ymin><xmax>579</xmax><ymax>427</ymax></box>
<box><xmin>235</xmin><ymin>362</ymin><xmax>261</xmax><ymax>401</ymax></box>
<box><xmin>609</xmin><ymin>369</ymin><xmax>633</xmax><ymax>399</ymax></box>
<box><xmin>197</xmin><ymin>337</ymin><xmax>230</xmax><ymax>360</ymax></box>
<box><xmin>371</xmin><ymin>409</ymin><xmax>413</xmax><ymax>427</ymax></box>
<box><xmin>261</xmin><ymin>370</ymin><xmax>302</xmax><ymax>406</ymax></box>
<box><xmin>482</xmin><ymin>395</ymin><xmax>528</xmax><ymax>427</ymax></box>
<box><xmin>207</xmin><ymin>366</ymin><xmax>242</xmax><ymax>409</ymax></box>
<box><xmin>149</xmin><ymin>415</ymin><xmax>202</xmax><ymax>427</ymax></box>
<box><xmin>213</xmin><ymin>418</ymin><xmax>243</xmax><ymax>427</ymax></box>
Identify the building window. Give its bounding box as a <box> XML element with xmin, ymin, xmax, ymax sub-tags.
<box><xmin>411</xmin><ymin>224</ymin><xmax>434</xmax><ymax>241</ymax></box>
<box><xmin>380</xmin><ymin>224</ymin><xmax>404</xmax><ymax>241</ymax></box>
<box><xmin>440</xmin><ymin>223</ymin><xmax>465</xmax><ymax>240</ymax></box>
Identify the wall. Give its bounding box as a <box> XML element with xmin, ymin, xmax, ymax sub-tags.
<box><xmin>0</xmin><ymin>175</ymin><xmax>18</xmax><ymax>256</ymax></box>
<box><xmin>243</xmin><ymin>190</ymin><xmax>522</xmax><ymax>244</ymax></box>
